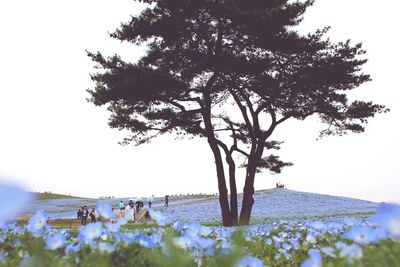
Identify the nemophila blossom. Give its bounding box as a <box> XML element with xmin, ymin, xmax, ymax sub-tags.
<box><xmin>105</xmin><ymin>222</ymin><xmax>120</xmax><ymax>234</ymax></box>
<box><xmin>336</xmin><ymin>242</ymin><xmax>363</xmax><ymax>264</ymax></box>
<box><xmin>200</xmin><ymin>226</ymin><xmax>212</xmax><ymax>237</ymax></box>
<box><xmin>45</xmin><ymin>232</ymin><xmax>67</xmax><ymax>250</ymax></box>
<box><xmin>116</xmin><ymin>232</ymin><xmax>135</xmax><ymax>245</ymax></box>
<box><xmin>79</xmin><ymin>222</ymin><xmax>103</xmax><ymax>242</ymax></box>
<box><xmin>185</xmin><ymin>223</ymin><xmax>202</xmax><ymax>238</ymax></box>
<box><xmin>173</xmin><ymin>235</ymin><xmax>192</xmax><ymax>250</ymax></box>
<box><xmin>98</xmin><ymin>242</ymin><xmax>116</xmax><ymax>253</ymax></box>
<box><xmin>148</xmin><ymin>209</ymin><xmax>167</xmax><ymax>226</ymax></box>
<box><xmin>26</xmin><ymin>211</ymin><xmax>48</xmax><ymax>236</ymax></box>
<box><xmin>301</xmin><ymin>248</ymin><xmax>322</xmax><ymax>267</ymax></box>
<box><xmin>305</xmin><ymin>233</ymin><xmax>317</xmax><ymax>244</ymax></box>
<box><xmin>344</xmin><ymin>226</ymin><xmax>383</xmax><ymax>245</ymax></box>
<box><xmin>173</xmin><ymin>221</ymin><xmax>183</xmax><ymax>232</ymax></box>
<box><xmin>136</xmin><ymin>233</ymin><xmax>156</xmax><ymax>248</ymax></box>
<box><xmin>237</xmin><ymin>255</ymin><xmax>265</xmax><ymax>267</ymax></box>
<box><xmin>0</xmin><ymin>182</ymin><xmax>31</xmax><ymax>227</ymax></box>
<box><xmin>96</xmin><ymin>202</ymin><xmax>114</xmax><ymax>220</ymax></box>
<box><xmin>65</xmin><ymin>243</ymin><xmax>81</xmax><ymax>255</ymax></box>
<box><xmin>372</xmin><ymin>203</ymin><xmax>400</xmax><ymax>239</ymax></box>
<box><xmin>321</xmin><ymin>246</ymin><xmax>336</xmax><ymax>258</ymax></box>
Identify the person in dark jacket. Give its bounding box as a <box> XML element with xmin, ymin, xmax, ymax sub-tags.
<box><xmin>90</xmin><ymin>208</ymin><xmax>97</xmax><ymax>223</ymax></box>
<box><xmin>77</xmin><ymin>208</ymin><xmax>82</xmax><ymax>219</ymax></box>
<box><xmin>81</xmin><ymin>206</ymin><xmax>89</xmax><ymax>226</ymax></box>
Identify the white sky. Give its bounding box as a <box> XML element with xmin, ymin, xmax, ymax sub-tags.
<box><xmin>0</xmin><ymin>0</ymin><xmax>399</xmax><ymax>202</ymax></box>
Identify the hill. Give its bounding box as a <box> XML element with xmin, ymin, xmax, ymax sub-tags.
<box><xmin>162</xmin><ymin>189</ymin><xmax>379</xmax><ymax>224</ymax></box>
<box><xmin>32</xmin><ymin>192</ymin><xmax>82</xmax><ymax>200</ymax></box>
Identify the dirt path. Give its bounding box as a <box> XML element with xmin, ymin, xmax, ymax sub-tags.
<box><xmin>47</xmin><ymin>208</ymin><xmax>149</xmax><ymax>228</ymax></box>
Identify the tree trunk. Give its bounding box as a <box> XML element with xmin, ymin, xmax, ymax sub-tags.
<box><xmin>208</xmin><ymin>139</ymin><xmax>232</xmax><ymax>226</ymax></box>
<box><xmin>239</xmin><ymin>143</ymin><xmax>264</xmax><ymax>225</ymax></box>
<box><xmin>226</xmin><ymin>154</ymin><xmax>238</xmax><ymax>225</ymax></box>
<box><xmin>202</xmin><ymin>80</ymin><xmax>232</xmax><ymax>226</ymax></box>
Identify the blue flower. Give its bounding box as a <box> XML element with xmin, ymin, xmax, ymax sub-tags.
<box><xmin>321</xmin><ymin>246</ymin><xmax>336</xmax><ymax>258</ymax></box>
<box><xmin>173</xmin><ymin>235</ymin><xmax>193</xmax><ymax>250</ymax></box>
<box><xmin>237</xmin><ymin>255</ymin><xmax>264</xmax><ymax>267</ymax></box>
<box><xmin>98</xmin><ymin>242</ymin><xmax>116</xmax><ymax>253</ymax></box>
<box><xmin>26</xmin><ymin>211</ymin><xmax>48</xmax><ymax>236</ymax></box>
<box><xmin>197</xmin><ymin>237</ymin><xmax>214</xmax><ymax>248</ymax></box>
<box><xmin>344</xmin><ymin>226</ymin><xmax>383</xmax><ymax>245</ymax></box>
<box><xmin>79</xmin><ymin>222</ymin><xmax>103</xmax><ymax>242</ymax></box>
<box><xmin>186</xmin><ymin>223</ymin><xmax>201</xmax><ymax>238</ymax></box>
<box><xmin>301</xmin><ymin>249</ymin><xmax>322</xmax><ymax>267</ymax></box>
<box><xmin>65</xmin><ymin>243</ymin><xmax>81</xmax><ymax>255</ymax></box>
<box><xmin>173</xmin><ymin>221</ymin><xmax>183</xmax><ymax>232</ymax></box>
<box><xmin>136</xmin><ymin>233</ymin><xmax>156</xmax><ymax>248</ymax></box>
<box><xmin>338</xmin><ymin>243</ymin><xmax>363</xmax><ymax>263</ymax></box>
<box><xmin>45</xmin><ymin>232</ymin><xmax>67</xmax><ymax>250</ymax></box>
<box><xmin>96</xmin><ymin>202</ymin><xmax>115</xmax><ymax>220</ymax></box>
<box><xmin>372</xmin><ymin>203</ymin><xmax>400</xmax><ymax>239</ymax></box>
<box><xmin>0</xmin><ymin>182</ymin><xmax>31</xmax><ymax>227</ymax></box>
<box><xmin>105</xmin><ymin>222</ymin><xmax>121</xmax><ymax>234</ymax></box>
<box><xmin>148</xmin><ymin>209</ymin><xmax>166</xmax><ymax>226</ymax></box>
<box><xmin>199</xmin><ymin>226</ymin><xmax>212</xmax><ymax>237</ymax></box>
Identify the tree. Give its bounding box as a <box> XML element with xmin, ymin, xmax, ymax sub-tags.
<box><xmin>87</xmin><ymin>0</ymin><xmax>388</xmax><ymax>226</ymax></box>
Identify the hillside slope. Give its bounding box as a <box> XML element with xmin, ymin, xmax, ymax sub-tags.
<box><xmin>164</xmin><ymin>189</ymin><xmax>378</xmax><ymax>223</ymax></box>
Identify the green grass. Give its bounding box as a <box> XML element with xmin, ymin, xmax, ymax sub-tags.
<box><xmin>32</xmin><ymin>192</ymin><xmax>83</xmax><ymax>200</ymax></box>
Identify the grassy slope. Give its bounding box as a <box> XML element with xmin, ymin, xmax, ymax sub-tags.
<box><xmin>33</xmin><ymin>192</ymin><xmax>82</xmax><ymax>200</ymax></box>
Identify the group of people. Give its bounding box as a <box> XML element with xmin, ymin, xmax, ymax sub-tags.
<box><xmin>76</xmin><ymin>195</ymin><xmax>170</xmax><ymax>226</ymax></box>
<box><xmin>77</xmin><ymin>206</ymin><xmax>97</xmax><ymax>226</ymax></box>
<box><xmin>276</xmin><ymin>182</ymin><xmax>285</xmax><ymax>189</ymax></box>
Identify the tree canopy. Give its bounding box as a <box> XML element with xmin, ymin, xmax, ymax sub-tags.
<box><xmin>88</xmin><ymin>0</ymin><xmax>388</xmax><ymax>226</ymax></box>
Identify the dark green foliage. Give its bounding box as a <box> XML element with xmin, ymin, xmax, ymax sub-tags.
<box><xmin>87</xmin><ymin>0</ymin><xmax>388</xmax><ymax>225</ymax></box>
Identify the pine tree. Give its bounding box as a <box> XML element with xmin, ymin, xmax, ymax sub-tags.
<box><xmin>88</xmin><ymin>0</ymin><xmax>388</xmax><ymax>226</ymax></box>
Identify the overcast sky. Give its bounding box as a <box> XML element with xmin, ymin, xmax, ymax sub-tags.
<box><xmin>0</xmin><ymin>0</ymin><xmax>399</xmax><ymax>202</ymax></box>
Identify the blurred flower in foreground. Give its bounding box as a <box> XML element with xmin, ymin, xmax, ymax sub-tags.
<box><xmin>98</xmin><ymin>242</ymin><xmax>116</xmax><ymax>253</ymax></box>
<box><xmin>46</xmin><ymin>232</ymin><xmax>67</xmax><ymax>250</ymax></box>
<box><xmin>335</xmin><ymin>242</ymin><xmax>363</xmax><ymax>264</ymax></box>
<box><xmin>26</xmin><ymin>210</ymin><xmax>48</xmax><ymax>236</ymax></box>
<box><xmin>237</xmin><ymin>255</ymin><xmax>265</xmax><ymax>267</ymax></box>
<box><xmin>344</xmin><ymin>226</ymin><xmax>383</xmax><ymax>245</ymax></box>
<box><xmin>79</xmin><ymin>222</ymin><xmax>103</xmax><ymax>242</ymax></box>
<box><xmin>96</xmin><ymin>202</ymin><xmax>115</xmax><ymax>220</ymax></box>
<box><xmin>372</xmin><ymin>203</ymin><xmax>400</xmax><ymax>239</ymax></box>
<box><xmin>148</xmin><ymin>209</ymin><xmax>166</xmax><ymax>226</ymax></box>
<box><xmin>301</xmin><ymin>248</ymin><xmax>322</xmax><ymax>267</ymax></box>
<box><xmin>0</xmin><ymin>181</ymin><xmax>31</xmax><ymax>227</ymax></box>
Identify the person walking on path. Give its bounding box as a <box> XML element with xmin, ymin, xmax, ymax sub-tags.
<box><xmin>164</xmin><ymin>195</ymin><xmax>169</xmax><ymax>207</ymax></box>
<box><xmin>119</xmin><ymin>200</ymin><xmax>125</xmax><ymax>211</ymax></box>
<box><xmin>81</xmin><ymin>206</ymin><xmax>89</xmax><ymax>226</ymax></box>
<box><xmin>148</xmin><ymin>195</ymin><xmax>154</xmax><ymax>209</ymax></box>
